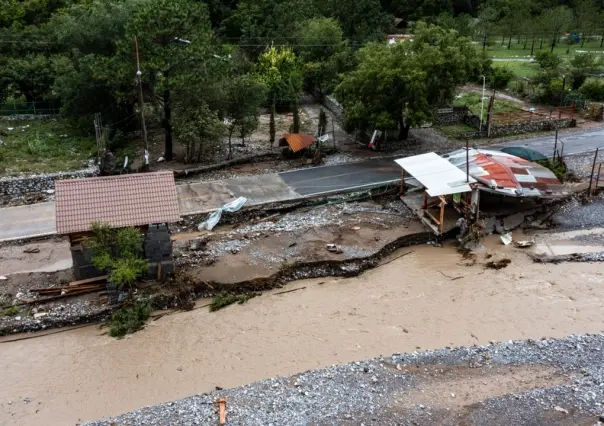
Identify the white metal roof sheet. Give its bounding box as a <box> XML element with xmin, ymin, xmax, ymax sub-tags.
<box><xmin>395</xmin><ymin>152</ymin><xmax>475</xmax><ymax>197</ymax></box>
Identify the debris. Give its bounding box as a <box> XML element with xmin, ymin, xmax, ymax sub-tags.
<box><xmin>352</xmin><ymin>226</ymin><xmax>361</xmax><ymax>231</ymax></box>
<box><xmin>23</xmin><ymin>247</ymin><xmax>40</xmax><ymax>254</ymax></box>
<box><xmin>216</xmin><ymin>397</ymin><xmax>226</xmax><ymax>425</ymax></box>
<box><xmin>274</xmin><ymin>287</ymin><xmax>306</xmax><ymax>296</ymax></box>
<box><xmin>33</xmin><ymin>312</ymin><xmax>47</xmax><ymax>319</ymax></box>
<box><xmin>554</xmin><ymin>406</ymin><xmax>569</xmax><ymax>414</ymax></box>
<box><xmin>326</xmin><ymin>244</ymin><xmax>343</xmax><ymax>254</ymax></box>
<box><xmin>485</xmin><ymin>258</ymin><xmax>512</xmax><ymax>270</ymax></box>
<box><xmin>255</xmin><ymin>213</ymin><xmax>280</xmax><ymax>223</ymax></box>
<box><xmin>288</xmin><ymin>242</ymin><xmax>297</xmax><ymax>248</ymax></box>
<box><xmin>157</xmin><ymin>156</ymin><xmax>166</xmax><ymax>163</ymax></box>
<box><xmin>503</xmin><ymin>212</ymin><xmax>526</xmax><ymax>231</ymax></box>
<box><xmin>69</xmin><ymin>275</ymin><xmax>108</xmax><ymax>287</ymax></box>
<box><xmin>380</xmin><ymin>251</ymin><xmax>413</xmax><ymax>267</ymax></box>
<box><xmin>514</xmin><ymin>240</ymin><xmax>535</xmax><ymax>248</ymax></box>
<box><xmin>500</xmin><ymin>233</ymin><xmax>513</xmax><ymax>246</ymax></box>
<box><xmin>0</xmin><ymin>276</ymin><xmax>6</xmax><ymax>280</ymax></box>
<box><xmin>198</xmin><ymin>197</ymin><xmax>247</xmax><ymax>231</ymax></box>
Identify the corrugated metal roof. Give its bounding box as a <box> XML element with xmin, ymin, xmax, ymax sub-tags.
<box><xmin>55</xmin><ymin>171</ymin><xmax>180</xmax><ymax>234</ymax></box>
<box><xmin>395</xmin><ymin>152</ymin><xmax>476</xmax><ymax>197</ymax></box>
<box><xmin>446</xmin><ymin>149</ymin><xmax>564</xmax><ymax>198</ymax></box>
<box><xmin>280</xmin><ymin>133</ymin><xmax>317</xmax><ymax>153</ymax></box>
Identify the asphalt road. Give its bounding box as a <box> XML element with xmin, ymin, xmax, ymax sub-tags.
<box><xmin>496</xmin><ymin>127</ymin><xmax>604</xmax><ymax>157</ymax></box>
<box><xmin>279</xmin><ymin>157</ymin><xmax>401</xmax><ymax>196</ymax></box>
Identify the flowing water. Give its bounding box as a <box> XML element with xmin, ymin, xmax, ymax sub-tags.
<box><xmin>2</xmin><ymin>237</ymin><xmax>604</xmax><ymax>425</ymax></box>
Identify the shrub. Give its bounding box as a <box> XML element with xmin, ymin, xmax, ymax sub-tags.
<box><xmin>210</xmin><ymin>292</ymin><xmax>257</xmax><ymax>312</ymax></box>
<box><xmin>108</xmin><ymin>300</ymin><xmax>153</xmax><ymax>338</ymax></box>
<box><xmin>579</xmin><ymin>80</ymin><xmax>604</xmax><ymax>101</ymax></box>
<box><xmin>535</xmin><ymin>51</ymin><xmax>562</xmax><ymax>69</ymax></box>
<box><xmin>2</xmin><ymin>306</ymin><xmax>20</xmax><ymax>317</ymax></box>
<box><xmin>489</xmin><ymin>67</ymin><xmax>515</xmax><ymax>90</ymax></box>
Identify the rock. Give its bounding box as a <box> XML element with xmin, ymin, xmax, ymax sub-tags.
<box><xmin>503</xmin><ymin>213</ymin><xmax>525</xmax><ymax>231</ymax></box>
<box><xmin>484</xmin><ymin>216</ymin><xmax>496</xmax><ymax>234</ymax></box>
<box><xmin>599</xmin><ymin>414</ymin><xmax>604</xmax><ymax>422</ymax></box>
<box><xmin>157</xmin><ymin>157</ymin><xmax>166</xmax><ymax>163</ymax></box>
<box><xmin>554</xmin><ymin>406</ymin><xmax>569</xmax><ymax>414</ymax></box>
<box><xmin>371</xmin><ymin>376</ymin><xmax>378</xmax><ymax>383</ymax></box>
<box><xmin>0</xmin><ymin>276</ymin><xmax>6</xmax><ymax>280</ymax></box>
<box><xmin>33</xmin><ymin>312</ymin><xmax>47</xmax><ymax>319</ymax></box>
<box><xmin>494</xmin><ymin>220</ymin><xmax>505</xmax><ymax>235</ymax></box>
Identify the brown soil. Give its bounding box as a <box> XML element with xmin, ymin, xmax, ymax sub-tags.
<box><xmin>1</xmin><ymin>237</ymin><xmax>604</xmax><ymax>425</ymax></box>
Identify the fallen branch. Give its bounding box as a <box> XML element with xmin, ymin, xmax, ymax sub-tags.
<box><xmin>439</xmin><ymin>270</ymin><xmax>463</xmax><ymax>281</ymax></box>
<box><xmin>379</xmin><ymin>251</ymin><xmax>413</xmax><ymax>267</ymax></box>
<box><xmin>273</xmin><ymin>286</ymin><xmax>306</xmax><ymax>296</ymax></box>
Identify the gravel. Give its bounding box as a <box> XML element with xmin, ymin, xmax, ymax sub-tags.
<box><xmin>554</xmin><ymin>194</ymin><xmax>604</xmax><ymax>230</ymax></box>
<box><xmin>86</xmin><ymin>333</ymin><xmax>604</xmax><ymax>426</ymax></box>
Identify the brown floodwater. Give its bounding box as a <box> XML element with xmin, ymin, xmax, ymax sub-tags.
<box><xmin>1</xmin><ymin>236</ymin><xmax>604</xmax><ymax>425</ymax></box>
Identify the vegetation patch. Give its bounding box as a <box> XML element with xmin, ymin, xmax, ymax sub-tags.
<box><xmin>0</xmin><ymin>119</ymin><xmax>96</xmax><ymax>175</ymax></box>
<box><xmin>453</xmin><ymin>93</ymin><xmax>520</xmax><ymax>116</ymax></box>
<box><xmin>438</xmin><ymin>123</ymin><xmax>478</xmax><ymax>139</ymax></box>
<box><xmin>210</xmin><ymin>292</ymin><xmax>258</xmax><ymax>312</ymax></box>
<box><xmin>108</xmin><ymin>300</ymin><xmax>153</xmax><ymax>338</ymax></box>
<box><xmin>2</xmin><ymin>306</ymin><xmax>20</xmax><ymax>317</ymax></box>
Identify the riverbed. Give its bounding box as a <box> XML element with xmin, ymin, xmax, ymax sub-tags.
<box><xmin>2</xmin><ymin>236</ymin><xmax>604</xmax><ymax>425</ymax></box>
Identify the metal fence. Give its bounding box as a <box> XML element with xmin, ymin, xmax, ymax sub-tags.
<box><xmin>0</xmin><ymin>101</ymin><xmax>60</xmax><ymax>116</ymax></box>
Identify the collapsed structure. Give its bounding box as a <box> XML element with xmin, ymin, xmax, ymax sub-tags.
<box><xmin>396</xmin><ymin>148</ymin><xmax>566</xmax><ymax>235</ymax></box>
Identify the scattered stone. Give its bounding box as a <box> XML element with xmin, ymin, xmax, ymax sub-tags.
<box><xmin>33</xmin><ymin>312</ymin><xmax>47</xmax><ymax>319</ymax></box>
<box><xmin>23</xmin><ymin>247</ymin><xmax>40</xmax><ymax>254</ymax></box>
<box><xmin>554</xmin><ymin>406</ymin><xmax>569</xmax><ymax>414</ymax></box>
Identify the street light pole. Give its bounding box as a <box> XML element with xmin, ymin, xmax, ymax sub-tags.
<box><xmin>479</xmin><ymin>75</ymin><xmax>486</xmax><ymax>133</ymax></box>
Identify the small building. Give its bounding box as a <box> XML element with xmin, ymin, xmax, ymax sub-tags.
<box><xmin>279</xmin><ymin>133</ymin><xmax>317</xmax><ymax>153</ymax></box>
<box><xmin>395</xmin><ymin>152</ymin><xmax>479</xmax><ymax>235</ymax></box>
<box><xmin>55</xmin><ymin>171</ymin><xmax>180</xmax><ymax>281</ymax></box>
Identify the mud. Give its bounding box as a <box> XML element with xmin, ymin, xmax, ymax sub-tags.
<box><xmin>2</xmin><ymin>238</ymin><xmax>604</xmax><ymax>425</ymax></box>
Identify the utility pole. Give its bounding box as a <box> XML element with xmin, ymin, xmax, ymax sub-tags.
<box><xmin>479</xmin><ymin>75</ymin><xmax>486</xmax><ymax>133</ymax></box>
<box><xmin>133</xmin><ymin>36</ymin><xmax>149</xmax><ymax>156</ymax></box>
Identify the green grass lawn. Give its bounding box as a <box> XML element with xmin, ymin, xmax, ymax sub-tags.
<box><xmin>438</xmin><ymin>123</ymin><xmax>477</xmax><ymax>139</ymax></box>
<box><xmin>491</xmin><ymin>61</ymin><xmax>539</xmax><ymax>79</ymax></box>
<box><xmin>0</xmin><ymin>118</ymin><xmax>96</xmax><ymax>175</ymax></box>
<box><xmin>453</xmin><ymin>92</ymin><xmax>520</xmax><ymax>116</ymax></box>
<box><xmin>480</xmin><ymin>37</ymin><xmax>604</xmax><ymax>60</ymax></box>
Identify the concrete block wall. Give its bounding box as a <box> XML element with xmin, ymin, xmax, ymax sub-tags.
<box><xmin>144</xmin><ymin>224</ymin><xmax>174</xmax><ymax>281</ymax></box>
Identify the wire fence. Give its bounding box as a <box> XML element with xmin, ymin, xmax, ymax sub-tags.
<box><xmin>0</xmin><ymin>101</ymin><xmax>60</xmax><ymax>116</ymax></box>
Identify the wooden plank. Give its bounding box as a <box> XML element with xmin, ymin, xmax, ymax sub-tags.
<box><xmin>424</xmin><ymin>209</ymin><xmax>441</xmax><ymax>226</ymax></box>
<box><xmin>69</xmin><ymin>275</ymin><xmax>108</xmax><ymax>287</ymax></box>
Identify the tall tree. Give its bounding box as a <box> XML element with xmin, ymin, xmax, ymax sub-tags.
<box><xmin>336</xmin><ymin>23</ymin><xmax>483</xmax><ymax>140</ymax></box>
<box><xmin>477</xmin><ymin>5</ymin><xmax>499</xmax><ymax>51</ymax></box>
<box><xmin>124</xmin><ymin>0</ymin><xmax>216</xmax><ymax>161</ymax></box>
<box><xmin>317</xmin><ymin>0</ymin><xmax>393</xmax><ymax>42</ymax></box>
<box><xmin>574</xmin><ymin>0</ymin><xmax>600</xmax><ymax>47</ymax></box>
<box><xmin>257</xmin><ymin>46</ymin><xmax>302</xmax><ymax>147</ymax></box>
<box><xmin>540</xmin><ymin>6</ymin><xmax>573</xmax><ymax>53</ymax></box>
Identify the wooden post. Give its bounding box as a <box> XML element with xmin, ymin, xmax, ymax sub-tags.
<box><xmin>217</xmin><ymin>398</ymin><xmax>226</xmax><ymax>425</ymax></box>
<box><xmin>465</xmin><ymin>139</ymin><xmax>470</xmax><ymax>183</ymax></box>
<box><xmin>439</xmin><ymin>200</ymin><xmax>445</xmax><ymax>234</ymax></box>
<box><xmin>400</xmin><ymin>169</ymin><xmax>405</xmax><ymax>196</ymax></box>
<box><xmin>588</xmin><ymin>148</ymin><xmax>599</xmax><ymax>194</ymax></box>
<box><xmin>595</xmin><ymin>163</ymin><xmax>602</xmax><ymax>190</ymax></box>
<box><xmin>423</xmin><ymin>191</ymin><xmax>428</xmax><ymax>209</ymax></box>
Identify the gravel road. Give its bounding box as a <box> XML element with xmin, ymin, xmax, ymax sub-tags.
<box><xmin>88</xmin><ymin>333</ymin><xmax>604</xmax><ymax>426</ymax></box>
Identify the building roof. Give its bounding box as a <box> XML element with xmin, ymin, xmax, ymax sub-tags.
<box><xmin>445</xmin><ymin>148</ymin><xmax>564</xmax><ymax>198</ymax></box>
<box><xmin>395</xmin><ymin>152</ymin><xmax>475</xmax><ymax>197</ymax></box>
<box><xmin>280</xmin><ymin>133</ymin><xmax>317</xmax><ymax>153</ymax></box>
<box><xmin>55</xmin><ymin>171</ymin><xmax>180</xmax><ymax>234</ymax></box>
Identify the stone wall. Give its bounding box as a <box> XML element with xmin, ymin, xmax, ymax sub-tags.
<box><xmin>488</xmin><ymin>118</ymin><xmax>575</xmax><ymax>138</ymax></box>
<box><xmin>434</xmin><ymin>107</ymin><xmax>471</xmax><ymax>126</ymax></box>
<box><xmin>0</xmin><ymin>165</ymin><xmax>98</xmax><ymax>197</ymax></box>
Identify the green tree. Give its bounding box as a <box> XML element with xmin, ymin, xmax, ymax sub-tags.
<box><xmin>317</xmin><ymin>0</ymin><xmax>392</xmax><ymax>41</ymax></box>
<box><xmin>295</xmin><ymin>17</ymin><xmax>349</xmax><ymax>96</ymax></box>
<box><xmin>574</xmin><ymin>0</ymin><xmax>600</xmax><ymax>47</ymax></box>
<box><xmin>569</xmin><ymin>53</ymin><xmax>602</xmax><ymax>89</ymax></box>
<box><xmin>336</xmin><ymin>23</ymin><xmax>482</xmax><ymax>140</ymax></box>
<box><xmin>540</xmin><ymin>6</ymin><xmax>573</xmax><ymax>53</ymax></box>
<box><xmin>173</xmin><ymin>102</ymin><xmax>226</xmax><ymax>163</ymax></box>
<box><xmin>123</xmin><ymin>0</ymin><xmax>216</xmax><ymax>161</ymax></box>
<box><xmin>477</xmin><ymin>5</ymin><xmax>499</xmax><ymax>51</ymax></box>
<box><xmin>257</xmin><ymin>46</ymin><xmax>301</xmax><ymax>147</ymax></box>
<box><xmin>224</xmin><ymin>74</ymin><xmax>267</xmax><ymax>157</ymax></box>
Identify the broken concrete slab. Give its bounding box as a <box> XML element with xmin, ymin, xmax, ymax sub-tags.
<box><xmin>503</xmin><ymin>213</ymin><xmax>525</xmax><ymax>231</ymax></box>
<box><xmin>494</xmin><ymin>220</ymin><xmax>506</xmax><ymax>235</ymax></box>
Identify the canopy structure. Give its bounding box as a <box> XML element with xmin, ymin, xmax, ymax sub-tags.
<box><xmin>395</xmin><ymin>153</ymin><xmax>478</xmax><ymax>235</ymax></box>
<box><xmin>395</xmin><ymin>152</ymin><xmax>475</xmax><ymax>196</ymax></box>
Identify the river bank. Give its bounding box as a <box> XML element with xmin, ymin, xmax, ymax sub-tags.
<box><xmin>2</xmin><ymin>237</ymin><xmax>604</xmax><ymax>425</ymax></box>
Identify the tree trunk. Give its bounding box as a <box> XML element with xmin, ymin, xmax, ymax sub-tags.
<box><xmin>398</xmin><ymin>117</ymin><xmax>410</xmax><ymax>140</ymax></box>
<box><xmin>292</xmin><ymin>97</ymin><xmax>300</xmax><ymax>133</ymax></box>
<box><xmin>269</xmin><ymin>98</ymin><xmax>276</xmax><ymax>150</ymax></box>
<box><xmin>551</xmin><ymin>34</ymin><xmax>556</xmax><ymax>53</ymax></box>
<box><xmin>530</xmin><ymin>36</ymin><xmax>536</xmax><ymax>56</ymax></box>
<box><xmin>507</xmin><ymin>35</ymin><xmax>512</xmax><ymax>49</ymax></box>
<box><xmin>581</xmin><ymin>33</ymin><xmax>586</xmax><ymax>48</ymax></box>
<box><xmin>163</xmin><ymin>86</ymin><xmax>173</xmax><ymax>162</ymax></box>
<box><xmin>501</xmin><ymin>34</ymin><xmax>505</xmax><ymax>46</ymax></box>
<box><xmin>482</xmin><ymin>32</ymin><xmax>487</xmax><ymax>51</ymax></box>
<box><xmin>540</xmin><ymin>37</ymin><xmax>543</xmax><ymax>49</ymax></box>
<box><xmin>523</xmin><ymin>35</ymin><xmax>528</xmax><ymax>50</ymax></box>
<box><xmin>228</xmin><ymin>127</ymin><xmax>234</xmax><ymax>160</ymax></box>
<box><xmin>600</xmin><ymin>34</ymin><xmax>603</xmax><ymax>47</ymax></box>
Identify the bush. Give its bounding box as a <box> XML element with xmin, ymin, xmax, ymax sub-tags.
<box><xmin>579</xmin><ymin>80</ymin><xmax>604</xmax><ymax>101</ymax></box>
<box><xmin>488</xmin><ymin>67</ymin><xmax>515</xmax><ymax>90</ymax></box>
<box><xmin>210</xmin><ymin>292</ymin><xmax>257</xmax><ymax>312</ymax></box>
<box><xmin>535</xmin><ymin>51</ymin><xmax>562</xmax><ymax>69</ymax></box>
<box><xmin>108</xmin><ymin>300</ymin><xmax>153</xmax><ymax>338</ymax></box>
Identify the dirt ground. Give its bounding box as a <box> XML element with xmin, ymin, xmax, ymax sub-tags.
<box><xmin>0</xmin><ymin>238</ymin><xmax>71</xmax><ymax>276</ymax></box>
<box><xmin>2</xmin><ymin>235</ymin><xmax>604</xmax><ymax>425</ymax></box>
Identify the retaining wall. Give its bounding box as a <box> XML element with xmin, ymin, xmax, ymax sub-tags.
<box><xmin>434</xmin><ymin>107</ymin><xmax>472</xmax><ymax>126</ymax></box>
<box><xmin>489</xmin><ymin>117</ymin><xmax>575</xmax><ymax>137</ymax></box>
<box><xmin>0</xmin><ymin>165</ymin><xmax>98</xmax><ymax>197</ymax></box>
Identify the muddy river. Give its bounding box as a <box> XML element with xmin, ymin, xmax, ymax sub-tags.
<box><xmin>2</xmin><ymin>236</ymin><xmax>604</xmax><ymax>425</ymax></box>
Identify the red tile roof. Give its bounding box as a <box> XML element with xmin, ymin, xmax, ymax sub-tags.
<box><xmin>55</xmin><ymin>171</ymin><xmax>180</xmax><ymax>234</ymax></box>
<box><xmin>280</xmin><ymin>133</ymin><xmax>317</xmax><ymax>153</ymax></box>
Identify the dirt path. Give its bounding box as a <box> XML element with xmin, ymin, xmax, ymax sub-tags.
<box><xmin>1</xmin><ymin>236</ymin><xmax>604</xmax><ymax>425</ymax></box>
